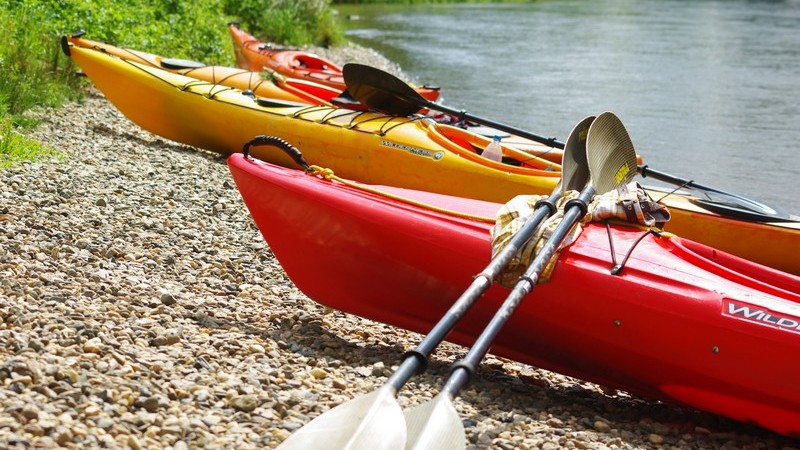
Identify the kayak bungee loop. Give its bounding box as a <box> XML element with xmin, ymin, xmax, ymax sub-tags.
<box><xmin>305</xmin><ymin>164</ymin><xmax>496</xmax><ymax>223</ymax></box>
<box><xmin>591</xmin><ymin>181</ymin><xmax>671</xmax><ymax>275</ymax></box>
<box><xmin>342</xmin><ymin>111</ymin><xmax>424</xmax><ymax>135</ymax></box>
<box><xmin>604</xmin><ymin>223</ymin><xmax>662</xmax><ymax>275</ymax></box>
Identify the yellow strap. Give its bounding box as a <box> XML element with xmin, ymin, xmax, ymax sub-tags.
<box><xmin>308</xmin><ymin>165</ymin><xmax>496</xmax><ymax>223</ymax></box>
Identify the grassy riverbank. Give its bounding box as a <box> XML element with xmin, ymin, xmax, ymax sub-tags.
<box><xmin>0</xmin><ymin>0</ymin><xmax>341</xmax><ymax>167</ymax></box>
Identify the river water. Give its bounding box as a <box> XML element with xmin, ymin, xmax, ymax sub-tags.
<box><xmin>335</xmin><ymin>0</ymin><xmax>800</xmax><ymax>213</ymax></box>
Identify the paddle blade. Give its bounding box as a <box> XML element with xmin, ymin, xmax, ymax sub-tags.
<box><xmin>342</xmin><ymin>63</ymin><xmax>426</xmax><ymax>116</ymax></box>
<box><xmin>560</xmin><ymin>115</ymin><xmax>596</xmax><ymax>193</ymax></box>
<box><xmin>404</xmin><ymin>393</ymin><xmax>466</xmax><ymax>450</ymax></box>
<box><xmin>586</xmin><ymin>112</ymin><xmax>638</xmax><ymax>193</ymax></box>
<box><xmin>276</xmin><ymin>386</ymin><xmax>405</xmax><ymax>450</ymax></box>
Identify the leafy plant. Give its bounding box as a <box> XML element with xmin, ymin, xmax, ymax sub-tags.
<box><xmin>225</xmin><ymin>0</ymin><xmax>344</xmax><ymax>47</ymax></box>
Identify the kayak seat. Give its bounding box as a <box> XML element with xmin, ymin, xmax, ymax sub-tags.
<box><xmin>160</xmin><ymin>57</ymin><xmax>206</xmax><ymax>70</ymax></box>
<box><xmin>255</xmin><ymin>97</ymin><xmax>312</xmax><ymax>108</ymax></box>
<box><xmin>447</xmin><ymin>132</ymin><xmax>479</xmax><ymax>154</ymax></box>
<box><xmin>435</xmin><ymin>125</ymin><xmax>548</xmax><ymax>170</ymax></box>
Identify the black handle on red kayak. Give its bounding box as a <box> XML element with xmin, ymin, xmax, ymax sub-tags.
<box><xmin>242</xmin><ymin>135</ymin><xmax>311</xmax><ymax>171</ymax></box>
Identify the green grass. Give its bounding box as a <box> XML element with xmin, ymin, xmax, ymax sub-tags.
<box><xmin>0</xmin><ymin>118</ymin><xmax>62</xmax><ymax>168</ymax></box>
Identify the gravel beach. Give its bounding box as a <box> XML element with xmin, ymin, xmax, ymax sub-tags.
<box><xmin>2</xmin><ymin>44</ymin><xmax>799</xmax><ymax>450</ymax></box>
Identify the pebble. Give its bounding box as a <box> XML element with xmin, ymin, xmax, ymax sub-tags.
<box><xmin>160</xmin><ymin>292</ymin><xmax>177</xmax><ymax>306</ymax></box>
<box><xmin>0</xmin><ymin>44</ymin><xmax>794</xmax><ymax>450</ymax></box>
<box><xmin>594</xmin><ymin>419</ymin><xmax>612</xmax><ymax>433</ymax></box>
<box><xmin>229</xmin><ymin>395</ymin><xmax>260</xmax><ymax>413</ymax></box>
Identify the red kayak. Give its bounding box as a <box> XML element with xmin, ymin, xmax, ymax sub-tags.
<box><xmin>228</xmin><ymin>22</ymin><xmax>441</xmax><ymax>102</ymax></box>
<box><xmin>227</xmin><ymin>152</ymin><xmax>800</xmax><ymax>437</ymax></box>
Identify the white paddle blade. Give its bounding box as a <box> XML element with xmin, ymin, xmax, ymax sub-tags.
<box><xmin>404</xmin><ymin>393</ymin><xmax>467</xmax><ymax>450</ymax></box>
<box><xmin>276</xmin><ymin>386</ymin><xmax>405</xmax><ymax>450</ymax></box>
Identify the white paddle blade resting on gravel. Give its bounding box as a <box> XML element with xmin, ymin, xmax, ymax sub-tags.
<box><xmin>275</xmin><ymin>386</ymin><xmax>405</xmax><ymax>450</ymax></box>
<box><xmin>404</xmin><ymin>392</ymin><xmax>465</xmax><ymax>450</ymax></box>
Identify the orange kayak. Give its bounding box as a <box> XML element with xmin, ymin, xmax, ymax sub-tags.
<box><xmin>228</xmin><ymin>22</ymin><xmax>441</xmax><ymax>102</ymax></box>
<box><xmin>64</xmin><ymin>31</ymin><xmax>349</xmax><ymax>106</ymax></box>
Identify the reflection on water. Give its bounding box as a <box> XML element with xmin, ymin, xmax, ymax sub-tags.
<box><xmin>337</xmin><ymin>0</ymin><xmax>800</xmax><ymax>212</ymax></box>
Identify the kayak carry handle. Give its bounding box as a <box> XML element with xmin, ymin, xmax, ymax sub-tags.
<box><xmin>242</xmin><ymin>135</ymin><xmax>311</xmax><ymax>171</ymax></box>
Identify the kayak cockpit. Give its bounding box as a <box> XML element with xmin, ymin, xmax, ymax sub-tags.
<box><xmin>666</xmin><ymin>236</ymin><xmax>800</xmax><ymax>300</ymax></box>
<box><xmin>427</xmin><ymin>122</ymin><xmax>564</xmax><ymax>173</ymax></box>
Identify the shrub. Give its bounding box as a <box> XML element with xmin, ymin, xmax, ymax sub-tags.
<box><xmin>225</xmin><ymin>0</ymin><xmax>344</xmax><ymax>47</ymax></box>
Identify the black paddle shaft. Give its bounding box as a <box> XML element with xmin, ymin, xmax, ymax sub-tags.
<box><xmin>385</xmin><ymin>192</ymin><xmax>561</xmax><ymax>391</ymax></box>
<box><xmin>638</xmin><ymin>164</ymin><xmax>789</xmax><ymax>218</ymax></box>
<box><xmin>441</xmin><ymin>186</ymin><xmax>594</xmax><ymax>397</ymax></box>
<box><xmin>423</xmin><ymin>100</ymin><xmax>565</xmax><ymax>150</ymax></box>
<box><xmin>428</xmin><ymin>97</ymin><xmax>788</xmax><ymax>220</ymax></box>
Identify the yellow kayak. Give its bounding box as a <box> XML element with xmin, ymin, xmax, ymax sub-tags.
<box><xmin>63</xmin><ymin>40</ymin><xmax>800</xmax><ymax>275</ymax></box>
<box><xmin>63</xmin><ymin>42</ymin><xmax>562</xmax><ymax>198</ymax></box>
<box><xmin>64</xmin><ymin>33</ymin><xmax>563</xmax><ymax>158</ymax></box>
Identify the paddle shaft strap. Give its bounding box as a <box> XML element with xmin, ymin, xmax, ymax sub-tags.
<box><xmin>441</xmin><ymin>187</ymin><xmax>594</xmax><ymax>396</ymax></box>
<box><xmin>385</xmin><ymin>193</ymin><xmax>561</xmax><ymax>391</ymax></box>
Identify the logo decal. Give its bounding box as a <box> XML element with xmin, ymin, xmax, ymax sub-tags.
<box><xmin>724</xmin><ymin>299</ymin><xmax>800</xmax><ymax>333</ymax></box>
<box><xmin>614</xmin><ymin>162</ymin><xmax>632</xmax><ymax>185</ymax></box>
<box><xmin>381</xmin><ymin>139</ymin><xmax>444</xmax><ymax>161</ymax></box>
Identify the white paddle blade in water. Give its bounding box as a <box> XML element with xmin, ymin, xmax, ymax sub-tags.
<box><xmin>276</xmin><ymin>386</ymin><xmax>405</xmax><ymax>450</ymax></box>
<box><xmin>404</xmin><ymin>393</ymin><xmax>466</xmax><ymax>450</ymax></box>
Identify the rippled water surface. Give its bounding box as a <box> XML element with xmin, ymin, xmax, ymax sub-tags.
<box><xmin>337</xmin><ymin>0</ymin><xmax>800</xmax><ymax>212</ymax></box>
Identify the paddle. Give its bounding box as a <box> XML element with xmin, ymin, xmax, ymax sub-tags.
<box><xmin>403</xmin><ymin>111</ymin><xmax>638</xmax><ymax>449</ymax></box>
<box><xmin>342</xmin><ymin>63</ymin><xmax>793</xmax><ymax>222</ymax></box>
<box><xmin>343</xmin><ymin>63</ymin><xmax>563</xmax><ymax>149</ymax></box>
<box><xmin>272</xmin><ymin>116</ymin><xmax>597</xmax><ymax>450</ymax></box>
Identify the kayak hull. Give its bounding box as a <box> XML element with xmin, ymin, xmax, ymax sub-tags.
<box><xmin>228</xmin><ymin>153</ymin><xmax>800</xmax><ymax>437</ymax></box>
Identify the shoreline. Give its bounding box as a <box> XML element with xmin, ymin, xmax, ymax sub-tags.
<box><xmin>0</xmin><ymin>45</ymin><xmax>797</xmax><ymax>449</ymax></box>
